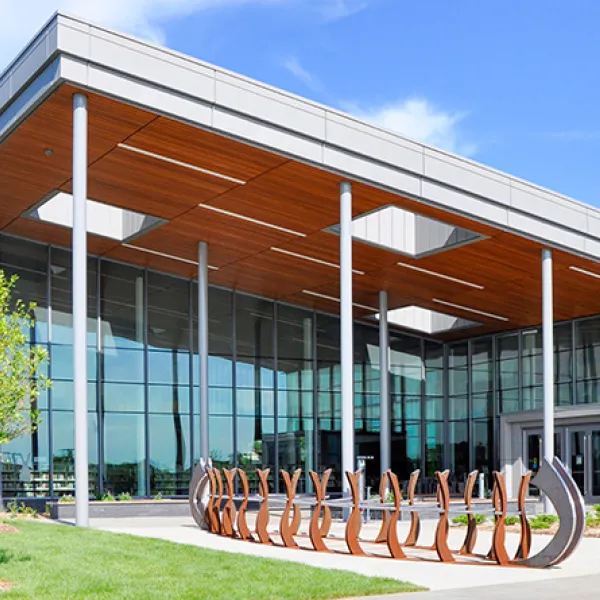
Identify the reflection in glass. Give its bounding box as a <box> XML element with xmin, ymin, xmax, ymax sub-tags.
<box><xmin>104</xmin><ymin>413</ymin><xmax>146</xmax><ymax>495</ymax></box>
<box><xmin>449</xmin><ymin>420</ymin><xmax>469</xmax><ymax>492</ymax></box>
<box><xmin>0</xmin><ymin>412</ymin><xmax>50</xmax><ymax>498</ymax></box>
<box><xmin>149</xmin><ymin>414</ymin><xmax>190</xmax><ymax>495</ymax></box>
<box><xmin>425</xmin><ymin>421</ymin><xmax>444</xmax><ymax>492</ymax></box>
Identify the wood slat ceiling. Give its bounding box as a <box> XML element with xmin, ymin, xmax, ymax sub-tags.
<box><xmin>3</xmin><ymin>83</ymin><xmax>600</xmax><ymax>341</ymax></box>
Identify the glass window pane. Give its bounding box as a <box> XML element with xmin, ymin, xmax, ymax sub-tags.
<box><xmin>425</xmin><ymin>396</ymin><xmax>443</xmax><ymax>420</ymax></box>
<box><xmin>206</xmin><ymin>415</ymin><xmax>234</xmax><ymax>468</ymax></box>
<box><xmin>0</xmin><ymin>411</ymin><xmax>50</xmax><ymax>498</ymax></box>
<box><xmin>192</xmin><ymin>286</ymin><xmax>233</xmax><ymax>356</ymax></box>
<box><xmin>472</xmin><ymin>392</ymin><xmax>494</xmax><ymax>418</ymax></box>
<box><xmin>103</xmin><ymin>348</ymin><xmax>145</xmax><ymax>383</ymax></box>
<box><xmin>391</xmin><ymin>420</ymin><xmax>420</xmax><ymax>481</ymax></box>
<box><xmin>104</xmin><ymin>413</ymin><xmax>146</xmax><ymax>496</ymax></box>
<box><xmin>523</xmin><ymin>386</ymin><xmax>543</xmax><ymax>411</ymax></box>
<box><xmin>473</xmin><ymin>419</ymin><xmax>493</xmax><ymax>481</ymax></box>
<box><xmin>449</xmin><ymin>396</ymin><xmax>468</xmax><ymax>420</ymax></box>
<box><xmin>103</xmin><ymin>383</ymin><xmax>145</xmax><ymax>412</ymax></box>
<box><xmin>236</xmin><ymin>293</ymin><xmax>274</xmax><ymax>358</ymax></box>
<box><xmin>149</xmin><ymin>414</ymin><xmax>190</xmax><ymax>496</ymax></box>
<box><xmin>208</xmin><ymin>387</ymin><xmax>233</xmax><ymax>415</ymax></box>
<box><xmin>236</xmin><ymin>359</ymin><xmax>275</xmax><ymax>389</ymax></box>
<box><xmin>448</xmin><ymin>342</ymin><xmax>468</xmax><ymax>368</ymax></box>
<box><xmin>425</xmin><ymin>369</ymin><xmax>443</xmax><ymax>396</ymax></box>
<box><xmin>50</xmin><ymin>248</ymin><xmax>97</xmax><ymax>346</ymax></box>
<box><xmin>52</xmin><ymin>381</ymin><xmax>97</xmax><ymax>411</ymax></box>
<box><xmin>522</xmin><ymin>330</ymin><xmax>542</xmax><ymax>356</ymax></box>
<box><xmin>499</xmin><ymin>389</ymin><xmax>520</xmax><ymax>413</ymax></box>
<box><xmin>52</xmin><ymin>411</ymin><xmax>98</xmax><ymax>498</ymax></box>
<box><xmin>497</xmin><ymin>334</ymin><xmax>518</xmax><ymax>360</ymax></box>
<box><xmin>147</xmin><ymin>272</ymin><xmax>190</xmax><ymax>352</ymax></box>
<box><xmin>576</xmin><ymin>317</ymin><xmax>600</xmax><ymax>349</ymax></box>
<box><xmin>50</xmin><ymin>344</ymin><xmax>97</xmax><ymax>381</ymax></box>
<box><xmin>237</xmin><ymin>415</ymin><xmax>275</xmax><ymax>490</ymax></box>
<box><xmin>425</xmin><ymin>422</ymin><xmax>444</xmax><ymax>492</ymax></box>
<box><xmin>101</xmin><ymin>262</ymin><xmax>145</xmax><ymax>350</ymax></box>
<box><xmin>472</xmin><ymin>338</ymin><xmax>492</xmax><ymax>364</ymax></box>
<box><xmin>148</xmin><ymin>385</ymin><xmax>190</xmax><ymax>414</ymax></box>
<box><xmin>148</xmin><ymin>350</ymin><xmax>190</xmax><ymax>385</ymax></box>
<box><xmin>449</xmin><ymin>421</ymin><xmax>469</xmax><ymax>492</ymax></box>
<box><xmin>236</xmin><ymin>389</ymin><xmax>274</xmax><ymax>417</ymax></box>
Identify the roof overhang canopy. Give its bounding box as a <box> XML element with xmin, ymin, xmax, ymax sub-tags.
<box><xmin>3</xmin><ymin>13</ymin><xmax>600</xmax><ymax>340</ymax></box>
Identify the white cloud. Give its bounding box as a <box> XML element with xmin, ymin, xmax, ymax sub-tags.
<box><xmin>282</xmin><ymin>55</ymin><xmax>326</xmax><ymax>94</ymax></box>
<box><xmin>0</xmin><ymin>0</ymin><xmax>284</xmax><ymax>70</ymax></box>
<box><xmin>319</xmin><ymin>0</ymin><xmax>367</xmax><ymax>21</ymax></box>
<box><xmin>347</xmin><ymin>97</ymin><xmax>477</xmax><ymax>156</ymax></box>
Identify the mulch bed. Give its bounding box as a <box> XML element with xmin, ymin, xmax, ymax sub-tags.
<box><xmin>0</xmin><ymin>580</ymin><xmax>13</xmax><ymax>592</ymax></box>
<box><xmin>0</xmin><ymin>524</ymin><xmax>19</xmax><ymax>534</ymax></box>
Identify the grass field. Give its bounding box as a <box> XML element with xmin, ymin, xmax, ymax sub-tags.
<box><xmin>0</xmin><ymin>520</ymin><xmax>422</xmax><ymax>599</ymax></box>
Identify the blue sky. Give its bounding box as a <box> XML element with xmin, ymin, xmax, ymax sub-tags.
<box><xmin>3</xmin><ymin>0</ymin><xmax>600</xmax><ymax>205</ymax></box>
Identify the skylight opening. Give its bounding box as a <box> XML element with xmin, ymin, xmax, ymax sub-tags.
<box><xmin>26</xmin><ymin>191</ymin><xmax>166</xmax><ymax>242</ymax></box>
<box><xmin>374</xmin><ymin>305</ymin><xmax>481</xmax><ymax>335</ymax></box>
<box><xmin>326</xmin><ymin>204</ymin><xmax>485</xmax><ymax>258</ymax></box>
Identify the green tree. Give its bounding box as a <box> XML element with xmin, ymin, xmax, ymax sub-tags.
<box><xmin>0</xmin><ymin>270</ymin><xmax>50</xmax><ymax>508</ymax></box>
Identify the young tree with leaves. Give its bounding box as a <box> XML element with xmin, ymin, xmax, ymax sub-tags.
<box><xmin>0</xmin><ymin>270</ymin><xmax>50</xmax><ymax>508</ymax></box>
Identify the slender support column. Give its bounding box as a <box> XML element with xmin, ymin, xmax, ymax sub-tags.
<box><xmin>73</xmin><ymin>93</ymin><xmax>89</xmax><ymax>527</ymax></box>
<box><xmin>379</xmin><ymin>291</ymin><xmax>391</xmax><ymax>476</ymax></box>
<box><xmin>542</xmin><ymin>248</ymin><xmax>554</xmax><ymax>513</ymax></box>
<box><xmin>340</xmin><ymin>182</ymin><xmax>354</xmax><ymax>496</ymax></box>
<box><xmin>198</xmin><ymin>242</ymin><xmax>210</xmax><ymax>461</ymax></box>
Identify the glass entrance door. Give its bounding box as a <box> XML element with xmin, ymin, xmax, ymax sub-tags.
<box><xmin>567</xmin><ymin>427</ymin><xmax>600</xmax><ymax>502</ymax></box>
<box><xmin>523</xmin><ymin>429</ymin><xmax>564</xmax><ymax>496</ymax></box>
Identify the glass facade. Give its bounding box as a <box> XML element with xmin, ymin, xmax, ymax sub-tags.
<box><xmin>3</xmin><ymin>231</ymin><xmax>600</xmax><ymax>497</ymax></box>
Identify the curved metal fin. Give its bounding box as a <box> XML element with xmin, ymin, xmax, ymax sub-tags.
<box><xmin>189</xmin><ymin>459</ymin><xmax>210</xmax><ymax>530</ymax></box>
<box><xmin>517</xmin><ymin>459</ymin><xmax>576</xmax><ymax>568</ymax></box>
<box><xmin>551</xmin><ymin>457</ymin><xmax>585</xmax><ymax>565</ymax></box>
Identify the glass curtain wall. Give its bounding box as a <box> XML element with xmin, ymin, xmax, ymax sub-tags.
<box><xmin>6</xmin><ymin>232</ymin><xmax>600</xmax><ymax>499</ymax></box>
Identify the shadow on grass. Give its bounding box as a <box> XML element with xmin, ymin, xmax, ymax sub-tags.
<box><xmin>0</xmin><ymin>550</ymin><xmax>31</xmax><ymax>564</ymax></box>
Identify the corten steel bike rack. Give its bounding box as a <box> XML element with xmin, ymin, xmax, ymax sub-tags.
<box><xmin>190</xmin><ymin>457</ymin><xmax>585</xmax><ymax>569</ymax></box>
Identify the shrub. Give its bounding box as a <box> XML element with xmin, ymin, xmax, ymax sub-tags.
<box><xmin>529</xmin><ymin>514</ymin><xmax>558</xmax><ymax>530</ymax></box>
<box><xmin>116</xmin><ymin>492</ymin><xmax>132</xmax><ymax>502</ymax></box>
<box><xmin>452</xmin><ymin>514</ymin><xmax>468</xmax><ymax>526</ymax></box>
<box><xmin>101</xmin><ymin>493</ymin><xmax>116</xmax><ymax>502</ymax></box>
<box><xmin>586</xmin><ymin>512</ymin><xmax>600</xmax><ymax>528</ymax></box>
<box><xmin>505</xmin><ymin>516</ymin><xmax>520</xmax><ymax>526</ymax></box>
<box><xmin>452</xmin><ymin>514</ymin><xmax>486</xmax><ymax>526</ymax></box>
<box><xmin>594</xmin><ymin>504</ymin><xmax>600</xmax><ymax>515</ymax></box>
<box><xmin>154</xmin><ymin>492</ymin><xmax>163</xmax><ymax>501</ymax></box>
<box><xmin>58</xmin><ymin>495</ymin><xmax>75</xmax><ymax>504</ymax></box>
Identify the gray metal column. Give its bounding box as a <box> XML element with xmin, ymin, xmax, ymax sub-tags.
<box><xmin>198</xmin><ymin>242</ymin><xmax>210</xmax><ymax>461</ymax></box>
<box><xmin>542</xmin><ymin>248</ymin><xmax>554</xmax><ymax>513</ymax></box>
<box><xmin>379</xmin><ymin>291</ymin><xmax>391</xmax><ymax>476</ymax></box>
<box><xmin>340</xmin><ymin>181</ymin><xmax>354</xmax><ymax>495</ymax></box>
<box><xmin>72</xmin><ymin>93</ymin><xmax>89</xmax><ymax>527</ymax></box>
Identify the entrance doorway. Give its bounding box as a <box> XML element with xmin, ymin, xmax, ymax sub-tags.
<box><xmin>523</xmin><ymin>429</ymin><xmax>563</xmax><ymax>497</ymax></box>
<box><xmin>524</xmin><ymin>426</ymin><xmax>600</xmax><ymax>503</ymax></box>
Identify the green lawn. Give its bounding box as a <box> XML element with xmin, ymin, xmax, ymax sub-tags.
<box><xmin>0</xmin><ymin>520</ymin><xmax>422</xmax><ymax>599</ymax></box>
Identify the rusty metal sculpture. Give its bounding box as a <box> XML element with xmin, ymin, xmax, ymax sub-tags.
<box><xmin>280</xmin><ymin>468</ymin><xmax>302</xmax><ymax>548</ymax></box>
<box><xmin>255</xmin><ymin>468</ymin><xmax>272</xmax><ymax>545</ymax></box>
<box><xmin>344</xmin><ymin>470</ymin><xmax>365</xmax><ymax>556</ymax></box>
<box><xmin>193</xmin><ymin>456</ymin><xmax>585</xmax><ymax>570</ymax></box>
<box><xmin>308</xmin><ymin>469</ymin><xmax>332</xmax><ymax>552</ymax></box>
<box><xmin>515</xmin><ymin>470</ymin><xmax>532</xmax><ymax>560</ymax></box>
<box><xmin>374</xmin><ymin>470</ymin><xmax>390</xmax><ymax>544</ymax></box>
<box><xmin>403</xmin><ymin>469</ymin><xmax>421</xmax><ymax>547</ymax></box>
<box><xmin>236</xmin><ymin>468</ymin><xmax>254</xmax><ymax>541</ymax></box>
<box><xmin>458</xmin><ymin>469</ymin><xmax>479</xmax><ymax>556</ymax></box>
<box><xmin>433</xmin><ymin>470</ymin><xmax>455</xmax><ymax>563</ymax></box>
<box><xmin>221</xmin><ymin>468</ymin><xmax>237</xmax><ymax>538</ymax></box>
<box><xmin>385</xmin><ymin>470</ymin><xmax>406</xmax><ymax>559</ymax></box>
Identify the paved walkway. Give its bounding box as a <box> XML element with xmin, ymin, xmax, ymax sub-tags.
<box><xmin>86</xmin><ymin>516</ymin><xmax>600</xmax><ymax>593</ymax></box>
<box><xmin>352</xmin><ymin>574</ymin><xmax>600</xmax><ymax>599</ymax></box>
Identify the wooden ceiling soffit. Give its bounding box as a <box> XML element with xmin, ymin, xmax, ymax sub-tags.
<box><xmin>0</xmin><ymin>85</ymin><xmax>156</xmax><ymax>230</ymax></box>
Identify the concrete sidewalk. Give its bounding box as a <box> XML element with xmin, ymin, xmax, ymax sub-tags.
<box><xmin>85</xmin><ymin>515</ymin><xmax>600</xmax><ymax>593</ymax></box>
<box><xmin>351</xmin><ymin>574</ymin><xmax>600</xmax><ymax>599</ymax></box>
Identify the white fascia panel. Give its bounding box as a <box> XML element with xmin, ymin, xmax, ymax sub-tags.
<box><xmin>323</xmin><ymin>146</ymin><xmax>421</xmax><ymax>197</ymax></box>
<box><xmin>84</xmin><ymin>62</ymin><xmax>213</xmax><ymax>127</ymax></box>
<box><xmin>215</xmin><ymin>72</ymin><xmax>326</xmax><ymax>140</ymax></box>
<box><xmin>583</xmin><ymin>238</ymin><xmax>600</xmax><ymax>258</ymax></box>
<box><xmin>421</xmin><ymin>180</ymin><xmax>509</xmax><ymax>226</ymax></box>
<box><xmin>89</xmin><ymin>28</ymin><xmax>216</xmax><ymax>103</ymax></box>
<box><xmin>56</xmin><ymin>19</ymin><xmax>91</xmax><ymax>61</ymax></box>
<box><xmin>507</xmin><ymin>211</ymin><xmax>586</xmax><ymax>252</ymax></box>
<box><xmin>510</xmin><ymin>180</ymin><xmax>588</xmax><ymax>233</ymax></box>
<box><xmin>213</xmin><ymin>106</ymin><xmax>324</xmax><ymax>164</ymax></box>
<box><xmin>587</xmin><ymin>212</ymin><xmax>600</xmax><ymax>239</ymax></box>
<box><xmin>424</xmin><ymin>148</ymin><xmax>511</xmax><ymax>207</ymax></box>
<box><xmin>325</xmin><ymin>111</ymin><xmax>424</xmax><ymax>175</ymax></box>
